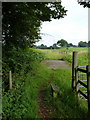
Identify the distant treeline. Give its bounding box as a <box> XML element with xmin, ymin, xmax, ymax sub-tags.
<box><xmin>36</xmin><ymin>39</ymin><xmax>90</xmax><ymax>49</ymax></box>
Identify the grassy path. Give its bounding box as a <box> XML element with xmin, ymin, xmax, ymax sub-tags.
<box><xmin>38</xmin><ymin>61</ymin><xmax>88</xmax><ymax>119</ymax></box>
<box><xmin>38</xmin><ymin>60</ymin><xmax>71</xmax><ymax>118</ymax></box>
<box><xmin>38</xmin><ymin>72</ymin><xmax>55</xmax><ymax>118</ymax></box>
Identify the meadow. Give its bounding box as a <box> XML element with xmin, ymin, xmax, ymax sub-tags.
<box><xmin>36</xmin><ymin>47</ymin><xmax>88</xmax><ymax>66</ymax></box>
<box><xmin>2</xmin><ymin>47</ymin><xmax>89</xmax><ymax>119</ymax></box>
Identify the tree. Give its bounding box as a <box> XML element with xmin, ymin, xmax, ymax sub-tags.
<box><xmin>41</xmin><ymin>44</ymin><xmax>45</xmax><ymax>47</ymax></box>
<box><xmin>78</xmin><ymin>41</ymin><xmax>88</xmax><ymax>47</ymax></box>
<box><xmin>88</xmin><ymin>41</ymin><xmax>90</xmax><ymax>47</ymax></box>
<box><xmin>78</xmin><ymin>1</ymin><xmax>90</xmax><ymax>8</ymax></box>
<box><xmin>67</xmin><ymin>43</ymin><xmax>73</xmax><ymax>47</ymax></box>
<box><xmin>2</xmin><ymin>2</ymin><xmax>67</xmax><ymax>51</ymax></box>
<box><xmin>57</xmin><ymin>39</ymin><xmax>68</xmax><ymax>47</ymax></box>
<box><xmin>52</xmin><ymin>43</ymin><xmax>57</xmax><ymax>47</ymax></box>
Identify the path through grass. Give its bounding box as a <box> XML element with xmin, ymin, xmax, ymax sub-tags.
<box><xmin>38</xmin><ymin>66</ymin><xmax>88</xmax><ymax>119</ymax></box>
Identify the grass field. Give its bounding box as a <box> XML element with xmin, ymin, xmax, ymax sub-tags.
<box><xmin>36</xmin><ymin>47</ymin><xmax>88</xmax><ymax>66</ymax></box>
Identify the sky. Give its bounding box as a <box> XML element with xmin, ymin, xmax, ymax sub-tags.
<box><xmin>36</xmin><ymin>0</ymin><xmax>88</xmax><ymax>47</ymax></box>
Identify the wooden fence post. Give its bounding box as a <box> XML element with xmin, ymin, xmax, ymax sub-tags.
<box><xmin>9</xmin><ymin>71</ymin><xmax>12</xmax><ymax>89</ymax></box>
<box><xmin>72</xmin><ymin>52</ymin><xmax>78</xmax><ymax>90</ymax></box>
<box><xmin>87</xmin><ymin>65</ymin><xmax>90</xmax><ymax>116</ymax></box>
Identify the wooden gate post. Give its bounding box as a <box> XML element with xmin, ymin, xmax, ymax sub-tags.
<box><xmin>9</xmin><ymin>71</ymin><xmax>12</xmax><ymax>89</ymax></box>
<box><xmin>87</xmin><ymin>65</ymin><xmax>90</xmax><ymax>116</ymax></box>
<box><xmin>72</xmin><ymin>52</ymin><xmax>78</xmax><ymax>91</ymax></box>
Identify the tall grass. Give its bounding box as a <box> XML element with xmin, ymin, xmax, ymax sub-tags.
<box><xmin>42</xmin><ymin>68</ymin><xmax>88</xmax><ymax>118</ymax></box>
<box><xmin>62</xmin><ymin>51</ymin><xmax>88</xmax><ymax>66</ymax></box>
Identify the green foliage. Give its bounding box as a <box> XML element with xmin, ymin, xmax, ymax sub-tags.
<box><xmin>62</xmin><ymin>54</ymin><xmax>72</xmax><ymax>63</ymax></box>
<box><xmin>62</xmin><ymin>51</ymin><xmax>88</xmax><ymax>66</ymax></box>
<box><xmin>88</xmin><ymin>41</ymin><xmax>90</xmax><ymax>47</ymax></box>
<box><xmin>2</xmin><ymin>48</ymin><xmax>44</xmax><ymax>91</ymax></box>
<box><xmin>2</xmin><ymin>48</ymin><xmax>45</xmax><ymax>118</ymax></box>
<box><xmin>57</xmin><ymin>39</ymin><xmax>77</xmax><ymax>47</ymax></box>
<box><xmin>78</xmin><ymin>52</ymin><xmax>88</xmax><ymax>66</ymax></box>
<box><xmin>78</xmin><ymin>1</ymin><xmax>90</xmax><ymax>8</ymax></box>
<box><xmin>3</xmin><ymin>86</ymin><xmax>26</xmax><ymax>119</ymax></box>
<box><xmin>78</xmin><ymin>41</ymin><xmax>88</xmax><ymax>47</ymax></box>
<box><xmin>57</xmin><ymin>39</ymin><xmax>68</xmax><ymax>47</ymax></box>
<box><xmin>2</xmin><ymin>62</ymin><xmax>51</xmax><ymax>119</ymax></box>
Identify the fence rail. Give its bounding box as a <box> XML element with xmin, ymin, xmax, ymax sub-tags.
<box><xmin>72</xmin><ymin>52</ymin><xmax>90</xmax><ymax>116</ymax></box>
<box><xmin>77</xmin><ymin>68</ymin><xmax>87</xmax><ymax>73</ymax></box>
<box><xmin>78</xmin><ymin>80</ymin><xmax>87</xmax><ymax>88</ymax></box>
<box><xmin>78</xmin><ymin>90</ymin><xmax>88</xmax><ymax>99</ymax></box>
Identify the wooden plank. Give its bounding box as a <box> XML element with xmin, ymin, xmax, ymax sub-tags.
<box><xmin>78</xmin><ymin>90</ymin><xmax>88</xmax><ymax>99</ymax></box>
<box><xmin>77</xmin><ymin>68</ymin><xmax>87</xmax><ymax>73</ymax></box>
<box><xmin>51</xmin><ymin>83</ymin><xmax>59</xmax><ymax>92</ymax></box>
<box><xmin>78</xmin><ymin>80</ymin><xmax>87</xmax><ymax>88</ymax></box>
<box><xmin>51</xmin><ymin>83</ymin><xmax>59</xmax><ymax>98</ymax></box>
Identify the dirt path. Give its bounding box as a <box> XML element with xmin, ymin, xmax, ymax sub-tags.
<box><xmin>38</xmin><ymin>88</ymin><xmax>52</xmax><ymax>119</ymax></box>
<box><xmin>38</xmin><ymin>73</ymin><xmax>54</xmax><ymax>119</ymax></box>
<box><xmin>42</xmin><ymin>60</ymin><xmax>71</xmax><ymax>69</ymax></box>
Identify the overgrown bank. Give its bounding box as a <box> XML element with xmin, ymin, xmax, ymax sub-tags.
<box><xmin>2</xmin><ymin>48</ymin><xmax>47</xmax><ymax>119</ymax></box>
